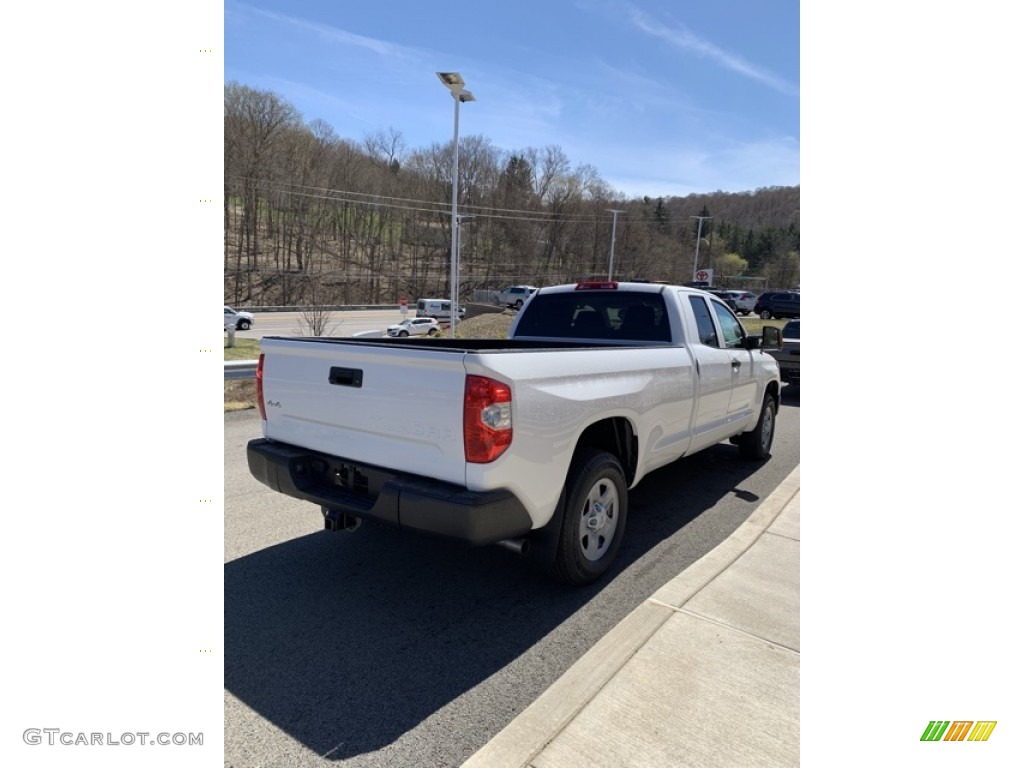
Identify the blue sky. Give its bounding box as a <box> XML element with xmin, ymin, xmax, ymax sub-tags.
<box><xmin>225</xmin><ymin>0</ymin><xmax>799</xmax><ymax>199</ymax></box>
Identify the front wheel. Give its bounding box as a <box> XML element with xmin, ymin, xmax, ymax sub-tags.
<box><xmin>398</xmin><ymin>330</ymin><xmax>409</xmax><ymax>337</ymax></box>
<box><xmin>238</xmin><ymin>320</ymin><xmax>251</xmax><ymax>330</ymax></box>
<box><xmin>738</xmin><ymin>394</ymin><xmax>777</xmax><ymax>460</ymax></box>
<box><xmin>551</xmin><ymin>449</ymin><xmax>628</xmax><ymax>585</ymax></box>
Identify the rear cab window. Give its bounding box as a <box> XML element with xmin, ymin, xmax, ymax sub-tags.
<box><xmin>513</xmin><ymin>290</ymin><xmax>671</xmax><ymax>342</ymax></box>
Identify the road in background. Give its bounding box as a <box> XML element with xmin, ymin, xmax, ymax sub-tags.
<box><xmin>225</xmin><ymin>385</ymin><xmax>800</xmax><ymax>767</ymax></box>
<box><xmin>231</xmin><ymin>309</ymin><xmax>405</xmax><ymax>340</ymax></box>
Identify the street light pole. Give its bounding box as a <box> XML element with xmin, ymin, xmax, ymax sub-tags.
<box><xmin>690</xmin><ymin>215</ymin><xmax>712</xmax><ymax>283</ymax></box>
<box><xmin>437</xmin><ymin>72</ymin><xmax>476</xmax><ymax>337</ymax></box>
<box><xmin>607</xmin><ymin>209</ymin><xmax>624</xmax><ymax>280</ymax></box>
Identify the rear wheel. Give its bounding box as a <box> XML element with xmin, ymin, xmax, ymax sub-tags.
<box><xmin>760</xmin><ymin>309</ymin><xmax>773</xmax><ymax>319</ymax></box>
<box><xmin>738</xmin><ymin>394</ymin><xmax>777</xmax><ymax>460</ymax></box>
<box><xmin>551</xmin><ymin>449</ymin><xmax>628</xmax><ymax>585</ymax></box>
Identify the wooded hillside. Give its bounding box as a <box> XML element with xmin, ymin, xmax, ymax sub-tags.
<box><xmin>225</xmin><ymin>82</ymin><xmax>799</xmax><ymax>306</ymax></box>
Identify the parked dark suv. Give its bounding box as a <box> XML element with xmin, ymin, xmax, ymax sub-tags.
<box><xmin>754</xmin><ymin>291</ymin><xmax>800</xmax><ymax>319</ymax></box>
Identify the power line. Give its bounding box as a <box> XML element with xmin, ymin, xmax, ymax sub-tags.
<box><xmin>226</xmin><ymin>176</ymin><xmax>635</xmax><ymax>226</ymax></box>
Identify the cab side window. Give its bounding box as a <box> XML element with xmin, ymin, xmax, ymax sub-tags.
<box><xmin>688</xmin><ymin>296</ymin><xmax>719</xmax><ymax>346</ymax></box>
<box><xmin>711</xmin><ymin>302</ymin><xmax>744</xmax><ymax>348</ymax></box>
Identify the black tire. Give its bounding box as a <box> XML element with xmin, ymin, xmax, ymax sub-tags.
<box><xmin>551</xmin><ymin>449</ymin><xmax>628</xmax><ymax>585</ymax></box>
<box><xmin>738</xmin><ymin>394</ymin><xmax>777</xmax><ymax>460</ymax></box>
<box><xmin>514</xmin><ymin>299</ymin><xmax>523</xmax><ymax>309</ymax></box>
<box><xmin>428</xmin><ymin>328</ymin><xmax>438</xmax><ymax>337</ymax></box>
<box><xmin>238</xmin><ymin>320</ymin><xmax>251</xmax><ymax>330</ymax></box>
<box><xmin>399</xmin><ymin>330</ymin><xmax>409</xmax><ymax>337</ymax></box>
<box><xmin>759</xmin><ymin>309</ymin><xmax>773</xmax><ymax>320</ymax></box>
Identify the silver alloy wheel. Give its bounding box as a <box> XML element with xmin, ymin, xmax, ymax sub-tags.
<box><xmin>577</xmin><ymin>479</ymin><xmax>619</xmax><ymax>562</ymax></box>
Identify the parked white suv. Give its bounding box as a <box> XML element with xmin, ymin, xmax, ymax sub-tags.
<box><xmin>497</xmin><ymin>285</ymin><xmax>537</xmax><ymax>309</ymax></box>
<box><xmin>386</xmin><ymin>318</ymin><xmax>440</xmax><ymax>337</ymax></box>
<box><xmin>224</xmin><ymin>306</ymin><xmax>254</xmax><ymax>330</ymax></box>
<box><xmin>726</xmin><ymin>291</ymin><xmax>757</xmax><ymax>316</ymax></box>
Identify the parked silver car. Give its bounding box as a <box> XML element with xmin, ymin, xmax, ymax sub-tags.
<box><xmin>726</xmin><ymin>290</ymin><xmax>757</xmax><ymax>316</ymax></box>
<box><xmin>497</xmin><ymin>285</ymin><xmax>537</xmax><ymax>309</ymax></box>
<box><xmin>767</xmin><ymin>320</ymin><xmax>800</xmax><ymax>384</ymax></box>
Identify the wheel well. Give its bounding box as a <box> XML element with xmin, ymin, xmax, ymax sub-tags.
<box><xmin>574</xmin><ymin>418</ymin><xmax>637</xmax><ymax>485</ymax></box>
<box><xmin>765</xmin><ymin>380</ymin><xmax>780</xmax><ymax>406</ymax></box>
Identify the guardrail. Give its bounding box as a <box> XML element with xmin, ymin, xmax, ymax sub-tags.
<box><xmin>228</xmin><ymin>304</ymin><xmax>398</xmax><ymax>313</ymax></box>
<box><xmin>225</xmin><ymin>361</ymin><xmax>258</xmax><ymax>380</ymax></box>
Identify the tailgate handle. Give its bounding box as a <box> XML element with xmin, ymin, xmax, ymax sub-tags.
<box><xmin>329</xmin><ymin>367</ymin><xmax>363</xmax><ymax>388</ymax></box>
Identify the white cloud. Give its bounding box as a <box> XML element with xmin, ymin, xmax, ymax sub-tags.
<box><xmin>234</xmin><ymin>1</ymin><xmax>419</xmax><ymax>59</ymax></box>
<box><xmin>626</xmin><ymin>5</ymin><xmax>798</xmax><ymax>96</ymax></box>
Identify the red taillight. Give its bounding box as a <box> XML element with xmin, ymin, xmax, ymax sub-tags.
<box><xmin>256</xmin><ymin>353</ymin><xmax>266</xmax><ymax>421</ymax></box>
<box><xmin>464</xmin><ymin>375</ymin><xmax>512</xmax><ymax>463</ymax></box>
<box><xmin>576</xmin><ymin>281</ymin><xmax>618</xmax><ymax>290</ymax></box>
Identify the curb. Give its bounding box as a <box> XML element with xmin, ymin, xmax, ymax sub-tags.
<box><xmin>462</xmin><ymin>464</ymin><xmax>801</xmax><ymax>768</ymax></box>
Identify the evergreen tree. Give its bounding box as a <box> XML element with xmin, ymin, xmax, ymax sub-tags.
<box><xmin>654</xmin><ymin>198</ymin><xmax>670</xmax><ymax>234</ymax></box>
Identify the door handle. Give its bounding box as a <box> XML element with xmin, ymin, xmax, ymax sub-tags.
<box><xmin>731</xmin><ymin>360</ymin><xmax>742</xmax><ymax>369</ymax></box>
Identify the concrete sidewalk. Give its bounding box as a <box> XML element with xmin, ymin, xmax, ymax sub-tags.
<box><xmin>464</xmin><ymin>465</ymin><xmax>800</xmax><ymax>768</ymax></box>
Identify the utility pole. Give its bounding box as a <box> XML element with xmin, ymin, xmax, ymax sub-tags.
<box><xmin>690</xmin><ymin>215</ymin><xmax>712</xmax><ymax>283</ymax></box>
<box><xmin>607</xmin><ymin>209</ymin><xmax>624</xmax><ymax>280</ymax></box>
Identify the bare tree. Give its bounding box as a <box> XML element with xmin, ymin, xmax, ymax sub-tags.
<box><xmin>224</xmin><ymin>85</ymin><xmax>798</xmax><ymax>308</ymax></box>
<box><xmin>298</xmin><ymin>305</ymin><xmax>341</xmax><ymax>336</ymax></box>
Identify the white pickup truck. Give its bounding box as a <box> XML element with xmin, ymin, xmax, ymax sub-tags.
<box><xmin>247</xmin><ymin>281</ymin><xmax>783</xmax><ymax>584</ymax></box>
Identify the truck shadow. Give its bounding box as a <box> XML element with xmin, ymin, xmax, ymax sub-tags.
<box><xmin>225</xmin><ymin>445</ymin><xmax>779</xmax><ymax>761</ymax></box>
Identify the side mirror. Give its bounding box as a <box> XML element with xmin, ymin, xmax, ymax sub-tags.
<box><xmin>761</xmin><ymin>325</ymin><xmax>783</xmax><ymax>350</ymax></box>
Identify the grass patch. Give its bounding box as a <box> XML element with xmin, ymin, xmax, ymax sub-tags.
<box><xmin>740</xmin><ymin>317</ymin><xmax>788</xmax><ymax>333</ymax></box>
<box><xmin>224</xmin><ymin>337</ymin><xmax>260</xmax><ymax>360</ymax></box>
<box><xmin>225</xmin><ymin>380</ymin><xmax>257</xmax><ymax>412</ymax></box>
<box><xmin>224</xmin><ymin>337</ymin><xmax>260</xmax><ymax>412</ymax></box>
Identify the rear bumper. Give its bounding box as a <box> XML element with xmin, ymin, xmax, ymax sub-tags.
<box><xmin>247</xmin><ymin>438</ymin><xmax>533</xmax><ymax>545</ymax></box>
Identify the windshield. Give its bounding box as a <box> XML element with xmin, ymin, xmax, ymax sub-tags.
<box><xmin>783</xmin><ymin>321</ymin><xmax>800</xmax><ymax>339</ymax></box>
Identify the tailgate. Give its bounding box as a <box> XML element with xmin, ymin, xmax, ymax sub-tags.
<box><xmin>259</xmin><ymin>338</ymin><xmax>469</xmax><ymax>486</ymax></box>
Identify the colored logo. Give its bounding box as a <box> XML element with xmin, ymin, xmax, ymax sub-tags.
<box><xmin>921</xmin><ymin>721</ymin><xmax>996</xmax><ymax>742</ymax></box>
